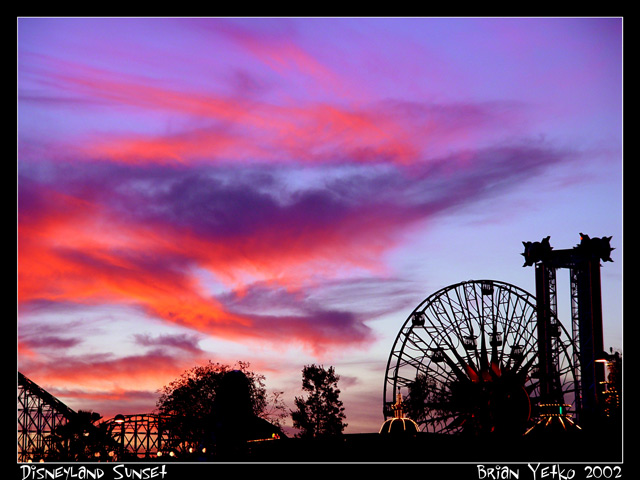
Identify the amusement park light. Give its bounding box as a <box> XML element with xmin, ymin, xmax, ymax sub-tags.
<box><xmin>114</xmin><ymin>414</ymin><xmax>125</xmax><ymax>424</ymax></box>
<box><xmin>596</xmin><ymin>351</ymin><xmax>614</xmax><ymax>363</ymax></box>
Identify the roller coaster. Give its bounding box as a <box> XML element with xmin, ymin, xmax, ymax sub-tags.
<box><xmin>18</xmin><ymin>372</ymin><xmax>178</xmax><ymax>462</ymax></box>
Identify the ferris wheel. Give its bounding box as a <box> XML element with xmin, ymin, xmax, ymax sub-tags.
<box><xmin>383</xmin><ymin>279</ymin><xmax>580</xmax><ymax>436</ymax></box>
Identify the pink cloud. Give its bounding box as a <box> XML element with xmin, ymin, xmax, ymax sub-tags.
<box><xmin>18</xmin><ymin>133</ymin><xmax>570</xmax><ymax>365</ymax></box>
<box><xmin>21</xmin><ymin>49</ymin><xmax>529</xmax><ymax>170</ymax></box>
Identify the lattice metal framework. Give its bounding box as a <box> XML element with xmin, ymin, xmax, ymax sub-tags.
<box><xmin>570</xmin><ymin>267</ymin><xmax>583</xmax><ymax>416</ymax></box>
<box><xmin>18</xmin><ymin>373</ymin><xmax>180</xmax><ymax>461</ymax></box>
<box><xmin>106</xmin><ymin>414</ymin><xmax>178</xmax><ymax>459</ymax></box>
<box><xmin>18</xmin><ymin>372</ymin><xmax>76</xmax><ymax>462</ymax></box>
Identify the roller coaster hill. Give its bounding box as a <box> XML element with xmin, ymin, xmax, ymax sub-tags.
<box><xmin>18</xmin><ymin>234</ymin><xmax>622</xmax><ymax>462</ymax></box>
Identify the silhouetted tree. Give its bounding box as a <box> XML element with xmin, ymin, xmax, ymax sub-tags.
<box><xmin>291</xmin><ymin>364</ymin><xmax>347</xmax><ymax>438</ymax></box>
<box><xmin>156</xmin><ymin>361</ymin><xmax>286</xmax><ymax>452</ymax></box>
<box><xmin>405</xmin><ymin>373</ymin><xmax>453</xmax><ymax>425</ymax></box>
<box><xmin>262</xmin><ymin>390</ymin><xmax>288</xmax><ymax>429</ymax></box>
<box><xmin>45</xmin><ymin>410</ymin><xmax>113</xmax><ymax>461</ymax></box>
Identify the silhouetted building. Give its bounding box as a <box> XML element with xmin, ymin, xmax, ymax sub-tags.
<box><xmin>206</xmin><ymin>370</ymin><xmax>285</xmax><ymax>457</ymax></box>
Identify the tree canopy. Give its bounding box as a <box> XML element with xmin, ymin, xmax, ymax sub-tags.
<box><xmin>156</xmin><ymin>361</ymin><xmax>267</xmax><ymax>419</ymax></box>
<box><xmin>291</xmin><ymin>364</ymin><xmax>347</xmax><ymax>438</ymax></box>
<box><xmin>155</xmin><ymin>361</ymin><xmax>287</xmax><ymax>451</ymax></box>
<box><xmin>45</xmin><ymin>410</ymin><xmax>115</xmax><ymax>461</ymax></box>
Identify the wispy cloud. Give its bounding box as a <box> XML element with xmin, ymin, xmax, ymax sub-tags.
<box><xmin>18</xmin><ymin>136</ymin><xmax>570</xmax><ymax>356</ymax></box>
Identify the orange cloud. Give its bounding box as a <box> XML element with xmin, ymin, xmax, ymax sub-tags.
<box><xmin>18</xmin><ymin>176</ymin><xmax>388</xmax><ymax>355</ymax></box>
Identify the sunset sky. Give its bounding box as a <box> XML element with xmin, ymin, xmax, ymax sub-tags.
<box><xmin>17</xmin><ymin>17</ymin><xmax>623</xmax><ymax>434</ymax></box>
